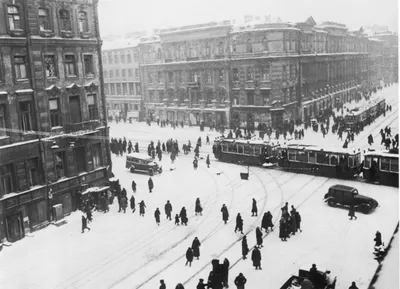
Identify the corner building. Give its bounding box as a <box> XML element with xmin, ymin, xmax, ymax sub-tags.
<box><xmin>140</xmin><ymin>17</ymin><xmax>394</xmax><ymax>129</ymax></box>
<box><xmin>0</xmin><ymin>0</ymin><xmax>110</xmax><ymax>243</ymax></box>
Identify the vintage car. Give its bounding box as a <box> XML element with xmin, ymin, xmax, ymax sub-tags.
<box><xmin>125</xmin><ymin>153</ymin><xmax>162</xmax><ymax>176</ymax></box>
<box><xmin>280</xmin><ymin>268</ymin><xmax>336</xmax><ymax>289</ymax></box>
<box><xmin>324</xmin><ymin>184</ymin><xmax>378</xmax><ymax>214</ymax></box>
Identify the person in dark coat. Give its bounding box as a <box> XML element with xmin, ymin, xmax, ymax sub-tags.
<box><xmin>255</xmin><ymin>227</ymin><xmax>263</xmax><ymax>248</ymax></box>
<box><xmin>196</xmin><ymin>278</ymin><xmax>206</xmax><ymax>289</ymax></box>
<box><xmin>131</xmin><ymin>180</ymin><xmax>136</xmax><ymax>193</ymax></box>
<box><xmin>159</xmin><ymin>279</ymin><xmax>166</xmax><ymax>289</ymax></box>
<box><xmin>206</xmin><ymin>154</ymin><xmax>210</xmax><ymax>168</ymax></box>
<box><xmin>193</xmin><ymin>157</ymin><xmax>198</xmax><ymax>170</ymax></box>
<box><xmin>135</xmin><ymin>142</ymin><xmax>139</xmax><ymax>153</ymax></box>
<box><xmin>348</xmin><ymin>281</ymin><xmax>359</xmax><ymax>289</ymax></box>
<box><xmin>251</xmin><ymin>198</ymin><xmax>258</xmax><ymax>217</ymax></box>
<box><xmin>235</xmin><ymin>213</ymin><xmax>244</xmax><ymax>234</ymax></box>
<box><xmin>81</xmin><ymin>215</ymin><xmax>90</xmax><ymax>233</ymax></box>
<box><xmin>221</xmin><ymin>204</ymin><xmax>229</xmax><ymax>224</ymax></box>
<box><xmin>195</xmin><ymin>197</ymin><xmax>203</xmax><ymax>216</ymax></box>
<box><xmin>279</xmin><ymin>217</ymin><xmax>287</xmax><ymax>241</ymax></box>
<box><xmin>175</xmin><ymin>284</ymin><xmax>185</xmax><ymax>289</ymax></box>
<box><xmin>349</xmin><ymin>204</ymin><xmax>357</xmax><ymax>220</ymax></box>
<box><xmin>222</xmin><ymin>258</ymin><xmax>230</xmax><ymax>287</ymax></box>
<box><xmin>120</xmin><ymin>196</ymin><xmax>128</xmax><ymax>213</ymax></box>
<box><xmin>86</xmin><ymin>206</ymin><xmax>93</xmax><ymax>222</ymax></box>
<box><xmin>175</xmin><ymin>214</ymin><xmax>180</xmax><ymax>225</ymax></box>
<box><xmin>251</xmin><ymin>246</ymin><xmax>262</xmax><ymax>269</ymax></box>
<box><xmin>192</xmin><ymin>237</ymin><xmax>201</xmax><ymax>260</ymax></box>
<box><xmin>130</xmin><ymin>195</ymin><xmax>136</xmax><ymax>213</ymax></box>
<box><xmin>148</xmin><ymin>177</ymin><xmax>154</xmax><ymax>193</ymax></box>
<box><xmin>139</xmin><ymin>201</ymin><xmax>146</xmax><ymax>216</ymax></box>
<box><xmin>290</xmin><ymin>211</ymin><xmax>297</xmax><ymax>235</ymax></box>
<box><xmin>180</xmin><ymin>207</ymin><xmax>188</xmax><ymax>225</ymax></box>
<box><xmin>234</xmin><ymin>273</ymin><xmax>247</xmax><ymax>289</ymax></box>
<box><xmin>261</xmin><ymin>212</ymin><xmax>270</xmax><ymax>233</ymax></box>
<box><xmin>241</xmin><ymin>236</ymin><xmax>249</xmax><ymax>259</ymax></box>
<box><xmin>185</xmin><ymin>247</ymin><xmax>194</xmax><ymax>266</ymax></box>
<box><xmin>295</xmin><ymin>210</ymin><xmax>302</xmax><ymax>232</ymax></box>
<box><xmin>374</xmin><ymin>231</ymin><xmax>382</xmax><ymax>247</ymax></box>
<box><xmin>154</xmin><ymin>208</ymin><xmax>161</xmax><ymax>225</ymax></box>
<box><xmin>165</xmin><ymin>200</ymin><xmax>172</xmax><ymax>220</ymax></box>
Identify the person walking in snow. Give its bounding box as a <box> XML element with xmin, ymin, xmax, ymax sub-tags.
<box><xmin>165</xmin><ymin>200</ymin><xmax>172</xmax><ymax>220</ymax></box>
<box><xmin>235</xmin><ymin>213</ymin><xmax>244</xmax><ymax>234</ymax></box>
<box><xmin>196</xmin><ymin>279</ymin><xmax>206</xmax><ymax>289</ymax></box>
<box><xmin>279</xmin><ymin>217</ymin><xmax>288</xmax><ymax>241</ymax></box>
<box><xmin>234</xmin><ymin>273</ymin><xmax>247</xmax><ymax>289</ymax></box>
<box><xmin>139</xmin><ymin>200</ymin><xmax>146</xmax><ymax>216</ymax></box>
<box><xmin>131</xmin><ymin>180</ymin><xmax>136</xmax><ymax>193</ymax></box>
<box><xmin>295</xmin><ymin>210</ymin><xmax>302</xmax><ymax>233</ymax></box>
<box><xmin>120</xmin><ymin>196</ymin><xmax>128</xmax><ymax>213</ymax></box>
<box><xmin>251</xmin><ymin>246</ymin><xmax>262</xmax><ymax>270</ymax></box>
<box><xmin>206</xmin><ymin>154</ymin><xmax>210</xmax><ymax>168</ymax></box>
<box><xmin>261</xmin><ymin>212</ymin><xmax>272</xmax><ymax>233</ymax></box>
<box><xmin>81</xmin><ymin>215</ymin><xmax>91</xmax><ymax>233</ymax></box>
<box><xmin>241</xmin><ymin>236</ymin><xmax>249</xmax><ymax>259</ymax></box>
<box><xmin>159</xmin><ymin>279</ymin><xmax>166</xmax><ymax>289</ymax></box>
<box><xmin>290</xmin><ymin>210</ymin><xmax>298</xmax><ymax>235</ymax></box>
<box><xmin>185</xmin><ymin>247</ymin><xmax>194</xmax><ymax>266</ymax></box>
<box><xmin>195</xmin><ymin>197</ymin><xmax>203</xmax><ymax>216</ymax></box>
<box><xmin>193</xmin><ymin>157</ymin><xmax>198</xmax><ymax>170</ymax></box>
<box><xmin>255</xmin><ymin>227</ymin><xmax>263</xmax><ymax>248</ymax></box>
<box><xmin>348</xmin><ymin>281</ymin><xmax>359</xmax><ymax>289</ymax></box>
<box><xmin>130</xmin><ymin>195</ymin><xmax>136</xmax><ymax>213</ymax></box>
<box><xmin>222</xmin><ymin>258</ymin><xmax>230</xmax><ymax>287</ymax></box>
<box><xmin>154</xmin><ymin>208</ymin><xmax>161</xmax><ymax>225</ymax></box>
<box><xmin>180</xmin><ymin>207</ymin><xmax>188</xmax><ymax>226</ymax></box>
<box><xmin>374</xmin><ymin>231</ymin><xmax>382</xmax><ymax>247</ymax></box>
<box><xmin>148</xmin><ymin>177</ymin><xmax>154</xmax><ymax>193</ymax></box>
<box><xmin>221</xmin><ymin>204</ymin><xmax>229</xmax><ymax>224</ymax></box>
<box><xmin>349</xmin><ymin>204</ymin><xmax>357</xmax><ymax>220</ymax></box>
<box><xmin>251</xmin><ymin>198</ymin><xmax>258</xmax><ymax>217</ymax></box>
<box><xmin>192</xmin><ymin>237</ymin><xmax>201</xmax><ymax>260</ymax></box>
<box><xmin>174</xmin><ymin>214</ymin><xmax>180</xmax><ymax>225</ymax></box>
<box><xmin>175</xmin><ymin>283</ymin><xmax>185</xmax><ymax>289</ymax></box>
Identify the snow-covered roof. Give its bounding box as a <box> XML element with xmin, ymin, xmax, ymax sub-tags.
<box><xmin>102</xmin><ymin>38</ymin><xmax>140</xmax><ymax>50</ymax></box>
<box><xmin>364</xmin><ymin>150</ymin><xmax>399</xmax><ymax>158</ymax></box>
<box><xmin>0</xmin><ymin>91</ymin><xmax>7</xmax><ymax>95</ymax></box>
<box><xmin>15</xmin><ymin>89</ymin><xmax>34</xmax><ymax>94</ymax></box>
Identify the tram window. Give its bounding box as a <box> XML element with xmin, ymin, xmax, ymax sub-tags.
<box><xmin>348</xmin><ymin>156</ymin><xmax>354</xmax><ymax>167</ymax></box>
<box><xmin>244</xmin><ymin>145</ymin><xmax>252</xmax><ymax>155</ymax></box>
<box><xmin>316</xmin><ymin>152</ymin><xmax>329</xmax><ymax>164</ymax></box>
<box><xmin>222</xmin><ymin>144</ymin><xmax>228</xmax><ymax>152</ymax></box>
<box><xmin>238</xmin><ymin>145</ymin><xmax>244</xmax><ymax>154</ymax></box>
<box><xmin>390</xmin><ymin>158</ymin><xmax>398</xmax><ymax>172</ymax></box>
<box><xmin>308</xmin><ymin>152</ymin><xmax>316</xmax><ymax>163</ymax></box>
<box><xmin>289</xmin><ymin>150</ymin><xmax>296</xmax><ymax>160</ymax></box>
<box><xmin>381</xmin><ymin>157</ymin><xmax>390</xmax><ymax>171</ymax></box>
<box><xmin>330</xmin><ymin>155</ymin><xmax>338</xmax><ymax>165</ymax></box>
<box><xmin>296</xmin><ymin>151</ymin><xmax>308</xmax><ymax>162</ymax></box>
<box><xmin>364</xmin><ymin>156</ymin><xmax>371</xmax><ymax>168</ymax></box>
<box><xmin>228</xmin><ymin>144</ymin><xmax>237</xmax><ymax>153</ymax></box>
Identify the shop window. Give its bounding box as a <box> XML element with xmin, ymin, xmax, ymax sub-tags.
<box><xmin>38</xmin><ymin>8</ymin><xmax>51</xmax><ymax>31</ymax></box>
<box><xmin>0</xmin><ymin>164</ymin><xmax>15</xmax><ymax>197</ymax></box>
<box><xmin>49</xmin><ymin>99</ymin><xmax>61</xmax><ymax>127</ymax></box>
<box><xmin>55</xmin><ymin>151</ymin><xmax>67</xmax><ymax>179</ymax></box>
<box><xmin>14</xmin><ymin>56</ymin><xmax>27</xmax><ymax>80</ymax></box>
<box><xmin>44</xmin><ymin>55</ymin><xmax>57</xmax><ymax>78</ymax></box>
<box><xmin>19</xmin><ymin>101</ymin><xmax>33</xmax><ymax>132</ymax></box>
<box><xmin>0</xmin><ymin>104</ymin><xmax>7</xmax><ymax>137</ymax></box>
<box><xmin>59</xmin><ymin>9</ymin><xmax>71</xmax><ymax>31</ymax></box>
<box><xmin>92</xmin><ymin>143</ymin><xmax>102</xmax><ymax>169</ymax></box>
<box><xmin>65</xmin><ymin>55</ymin><xmax>76</xmax><ymax>76</ymax></box>
<box><xmin>84</xmin><ymin>55</ymin><xmax>94</xmax><ymax>77</ymax></box>
<box><xmin>7</xmin><ymin>5</ymin><xmax>21</xmax><ymax>30</ymax></box>
<box><xmin>75</xmin><ymin>147</ymin><xmax>86</xmax><ymax>173</ymax></box>
<box><xmin>26</xmin><ymin>158</ymin><xmax>40</xmax><ymax>187</ymax></box>
<box><xmin>87</xmin><ymin>94</ymin><xmax>98</xmax><ymax>120</ymax></box>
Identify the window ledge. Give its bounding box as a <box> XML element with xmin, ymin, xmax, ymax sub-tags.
<box><xmin>46</xmin><ymin>76</ymin><xmax>58</xmax><ymax>81</ymax></box>
<box><xmin>85</xmin><ymin>74</ymin><xmax>95</xmax><ymax>79</ymax></box>
<box><xmin>80</xmin><ymin>31</ymin><xmax>93</xmax><ymax>39</ymax></box>
<box><xmin>66</xmin><ymin>75</ymin><xmax>78</xmax><ymax>79</ymax></box>
<box><xmin>39</xmin><ymin>30</ymin><xmax>55</xmax><ymax>38</ymax></box>
<box><xmin>9</xmin><ymin>29</ymin><xmax>24</xmax><ymax>37</ymax></box>
<box><xmin>0</xmin><ymin>135</ymin><xmax>10</xmax><ymax>140</ymax></box>
<box><xmin>22</xmin><ymin>131</ymin><xmax>37</xmax><ymax>135</ymax></box>
<box><xmin>16</xmin><ymin>78</ymin><xmax>29</xmax><ymax>82</ymax></box>
<box><xmin>60</xmin><ymin>30</ymin><xmax>74</xmax><ymax>38</ymax></box>
<box><xmin>51</xmin><ymin>126</ymin><xmax>63</xmax><ymax>130</ymax></box>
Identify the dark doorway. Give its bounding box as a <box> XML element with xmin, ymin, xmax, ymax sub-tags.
<box><xmin>6</xmin><ymin>212</ymin><xmax>24</xmax><ymax>242</ymax></box>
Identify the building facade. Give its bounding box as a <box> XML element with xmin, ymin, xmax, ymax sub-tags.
<box><xmin>102</xmin><ymin>39</ymin><xmax>143</xmax><ymax>121</ymax></box>
<box><xmin>0</xmin><ymin>0</ymin><xmax>110</xmax><ymax>243</ymax></box>
<box><xmin>139</xmin><ymin>17</ymin><xmax>394</xmax><ymax>130</ymax></box>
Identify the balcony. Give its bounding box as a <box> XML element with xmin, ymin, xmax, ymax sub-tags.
<box><xmin>63</xmin><ymin>120</ymin><xmax>102</xmax><ymax>134</ymax></box>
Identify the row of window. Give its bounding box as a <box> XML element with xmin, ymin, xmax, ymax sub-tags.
<box><xmin>0</xmin><ymin>144</ymin><xmax>102</xmax><ymax>197</ymax></box>
<box><xmin>287</xmin><ymin>150</ymin><xmax>361</xmax><ymax>167</ymax></box>
<box><xmin>6</xmin><ymin>4</ymin><xmax>90</xmax><ymax>35</ymax></box>
<box><xmin>104</xmin><ymin>83</ymin><xmax>139</xmax><ymax>96</ymax></box>
<box><xmin>102</xmin><ymin>52</ymin><xmax>139</xmax><ymax>65</ymax></box>
<box><xmin>103</xmin><ymin>68</ymin><xmax>139</xmax><ymax>79</ymax></box>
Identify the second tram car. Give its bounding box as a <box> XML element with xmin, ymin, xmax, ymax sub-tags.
<box><xmin>363</xmin><ymin>151</ymin><xmax>399</xmax><ymax>187</ymax></box>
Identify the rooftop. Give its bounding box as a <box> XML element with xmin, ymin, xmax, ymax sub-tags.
<box><xmin>102</xmin><ymin>37</ymin><xmax>140</xmax><ymax>50</ymax></box>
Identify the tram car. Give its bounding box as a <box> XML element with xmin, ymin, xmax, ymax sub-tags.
<box><xmin>277</xmin><ymin>144</ymin><xmax>362</xmax><ymax>179</ymax></box>
<box><xmin>345</xmin><ymin>98</ymin><xmax>385</xmax><ymax>130</ymax></box>
<box><xmin>363</xmin><ymin>150</ymin><xmax>399</xmax><ymax>187</ymax></box>
<box><xmin>213</xmin><ymin>137</ymin><xmax>280</xmax><ymax>166</ymax></box>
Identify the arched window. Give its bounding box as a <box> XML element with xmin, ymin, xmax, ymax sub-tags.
<box><xmin>246</xmin><ymin>39</ymin><xmax>252</xmax><ymax>53</ymax></box>
<box><xmin>59</xmin><ymin>9</ymin><xmax>71</xmax><ymax>31</ymax></box>
<box><xmin>38</xmin><ymin>8</ymin><xmax>50</xmax><ymax>31</ymax></box>
<box><xmin>262</xmin><ymin>37</ymin><xmax>268</xmax><ymax>51</ymax></box>
<box><xmin>78</xmin><ymin>11</ymin><xmax>89</xmax><ymax>33</ymax></box>
<box><xmin>7</xmin><ymin>5</ymin><xmax>21</xmax><ymax>30</ymax></box>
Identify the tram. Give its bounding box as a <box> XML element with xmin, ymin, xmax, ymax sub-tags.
<box><xmin>213</xmin><ymin>137</ymin><xmax>280</xmax><ymax>166</ymax></box>
<box><xmin>363</xmin><ymin>150</ymin><xmax>399</xmax><ymax>187</ymax></box>
<box><xmin>345</xmin><ymin>98</ymin><xmax>385</xmax><ymax>130</ymax></box>
<box><xmin>277</xmin><ymin>144</ymin><xmax>362</xmax><ymax>179</ymax></box>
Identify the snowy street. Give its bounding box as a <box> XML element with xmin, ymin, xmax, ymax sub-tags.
<box><xmin>0</xmin><ymin>85</ymin><xmax>398</xmax><ymax>289</ymax></box>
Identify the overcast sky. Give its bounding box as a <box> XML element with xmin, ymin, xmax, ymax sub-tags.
<box><xmin>98</xmin><ymin>0</ymin><xmax>398</xmax><ymax>36</ymax></box>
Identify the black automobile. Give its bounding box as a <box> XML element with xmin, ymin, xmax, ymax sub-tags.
<box><xmin>324</xmin><ymin>184</ymin><xmax>378</xmax><ymax>214</ymax></box>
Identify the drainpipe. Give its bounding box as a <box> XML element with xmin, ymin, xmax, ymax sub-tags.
<box><xmin>93</xmin><ymin>0</ymin><xmax>112</xmax><ymax>172</ymax></box>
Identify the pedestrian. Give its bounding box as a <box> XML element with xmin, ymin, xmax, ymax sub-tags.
<box><xmin>349</xmin><ymin>204</ymin><xmax>357</xmax><ymax>220</ymax></box>
<box><xmin>130</xmin><ymin>195</ymin><xmax>136</xmax><ymax>213</ymax></box>
<box><xmin>86</xmin><ymin>206</ymin><xmax>93</xmax><ymax>222</ymax></box>
<box><xmin>221</xmin><ymin>204</ymin><xmax>229</xmax><ymax>224</ymax></box>
<box><xmin>81</xmin><ymin>215</ymin><xmax>90</xmax><ymax>233</ymax></box>
<box><xmin>234</xmin><ymin>273</ymin><xmax>247</xmax><ymax>289</ymax></box>
<box><xmin>154</xmin><ymin>208</ymin><xmax>161</xmax><ymax>225</ymax></box>
<box><xmin>196</xmin><ymin>278</ymin><xmax>206</xmax><ymax>289</ymax></box>
<box><xmin>255</xmin><ymin>227</ymin><xmax>263</xmax><ymax>248</ymax></box>
<box><xmin>148</xmin><ymin>177</ymin><xmax>154</xmax><ymax>193</ymax></box>
<box><xmin>251</xmin><ymin>198</ymin><xmax>258</xmax><ymax>217</ymax></box>
<box><xmin>180</xmin><ymin>207</ymin><xmax>188</xmax><ymax>225</ymax></box>
<box><xmin>192</xmin><ymin>237</ymin><xmax>201</xmax><ymax>260</ymax></box>
<box><xmin>159</xmin><ymin>279</ymin><xmax>166</xmax><ymax>289</ymax></box>
<box><xmin>251</xmin><ymin>246</ymin><xmax>262</xmax><ymax>270</ymax></box>
<box><xmin>131</xmin><ymin>180</ymin><xmax>136</xmax><ymax>193</ymax></box>
<box><xmin>175</xmin><ymin>214</ymin><xmax>180</xmax><ymax>225</ymax></box>
<box><xmin>120</xmin><ymin>196</ymin><xmax>128</xmax><ymax>213</ymax></box>
<box><xmin>206</xmin><ymin>154</ymin><xmax>210</xmax><ymax>168</ymax></box>
<box><xmin>349</xmin><ymin>281</ymin><xmax>359</xmax><ymax>289</ymax></box>
<box><xmin>195</xmin><ymin>197</ymin><xmax>203</xmax><ymax>216</ymax></box>
<box><xmin>241</xmin><ymin>236</ymin><xmax>249</xmax><ymax>259</ymax></box>
<box><xmin>279</xmin><ymin>217</ymin><xmax>287</xmax><ymax>241</ymax></box>
<box><xmin>165</xmin><ymin>200</ymin><xmax>172</xmax><ymax>220</ymax></box>
<box><xmin>185</xmin><ymin>247</ymin><xmax>194</xmax><ymax>266</ymax></box>
<box><xmin>206</xmin><ymin>135</ymin><xmax>210</xmax><ymax>145</ymax></box>
<box><xmin>261</xmin><ymin>211</ymin><xmax>273</xmax><ymax>233</ymax></box>
<box><xmin>235</xmin><ymin>213</ymin><xmax>244</xmax><ymax>234</ymax></box>
<box><xmin>175</xmin><ymin>284</ymin><xmax>185</xmax><ymax>289</ymax></box>
<box><xmin>325</xmin><ymin>270</ymin><xmax>336</xmax><ymax>289</ymax></box>
<box><xmin>374</xmin><ymin>231</ymin><xmax>382</xmax><ymax>247</ymax></box>
<box><xmin>295</xmin><ymin>210</ymin><xmax>302</xmax><ymax>232</ymax></box>
<box><xmin>193</xmin><ymin>157</ymin><xmax>198</xmax><ymax>170</ymax></box>
<box><xmin>222</xmin><ymin>258</ymin><xmax>230</xmax><ymax>287</ymax></box>
<box><xmin>139</xmin><ymin>200</ymin><xmax>146</xmax><ymax>216</ymax></box>
<box><xmin>290</xmin><ymin>210</ymin><xmax>297</xmax><ymax>235</ymax></box>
